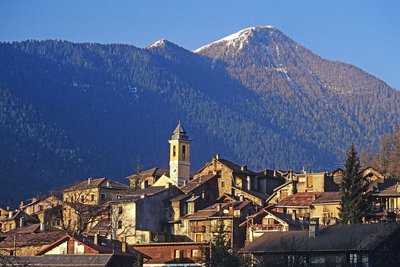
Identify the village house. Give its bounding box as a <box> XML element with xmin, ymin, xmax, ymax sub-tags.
<box><xmin>0</xmin><ymin>210</ymin><xmax>39</xmax><ymax>233</ymax></box>
<box><xmin>242</xmin><ymin>208</ymin><xmax>302</xmax><ymax>243</ymax></box>
<box><xmin>107</xmin><ymin>185</ymin><xmax>181</xmax><ymax>244</ymax></box>
<box><xmin>240</xmin><ymin>220</ymin><xmax>400</xmax><ymax>266</ymax></box>
<box><xmin>19</xmin><ymin>193</ymin><xmax>62</xmax><ymax>227</ymax></box>
<box><xmin>34</xmin><ymin>233</ymin><xmax>139</xmax><ymax>257</ymax></box>
<box><xmin>132</xmin><ymin>242</ymin><xmax>208</xmax><ymax>267</ymax></box>
<box><xmin>0</xmin><ymin>223</ymin><xmax>65</xmax><ymax>256</ymax></box>
<box><xmin>63</xmin><ymin>177</ymin><xmax>131</xmax><ymax>206</ymax></box>
<box><xmin>311</xmin><ymin>192</ymin><xmax>341</xmax><ymax>225</ymax></box>
<box><xmin>179</xmin><ymin>201</ymin><xmax>253</xmax><ymax>250</ymax></box>
<box><xmin>127</xmin><ymin>167</ymin><xmax>169</xmax><ymax>189</ymax></box>
<box><xmin>367</xmin><ymin>177</ymin><xmax>400</xmax><ymax>222</ymax></box>
<box><xmin>274</xmin><ymin>192</ymin><xmax>321</xmax><ymax>223</ymax></box>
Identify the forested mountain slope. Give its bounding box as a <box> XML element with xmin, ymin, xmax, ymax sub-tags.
<box><xmin>1</xmin><ymin>27</ymin><xmax>399</xmax><ymax>205</ymax></box>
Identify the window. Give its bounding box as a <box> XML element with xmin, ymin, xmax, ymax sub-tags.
<box><xmin>90</xmin><ymin>194</ymin><xmax>95</xmax><ymax>201</ymax></box>
<box><xmin>117</xmin><ymin>195</ymin><xmax>121</xmax><ymax>199</ymax></box>
<box><xmin>39</xmin><ymin>205</ymin><xmax>44</xmax><ymax>211</ymax></box>
<box><xmin>182</xmin><ymin>145</ymin><xmax>186</xmax><ymax>160</ymax></box>
<box><xmin>362</xmin><ymin>255</ymin><xmax>369</xmax><ymax>267</ymax></box>
<box><xmin>118</xmin><ymin>220</ymin><xmax>123</xmax><ymax>229</ymax></box>
<box><xmin>191</xmin><ymin>249</ymin><xmax>200</xmax><ymax>259</ymax></box>
<box><xmin>349</xmin><ymin>253</ymin><xmax>358</xmax><ymax>264</ymax></box>
<box><xmin>118</xmin><ymin>206</ymin><xmax>123</xmax><ymax>214</ymax></box>
<box><xmin>81</xmin><ymin>195</ymin><xmax>85</xmax><ymax>202</ymax></box>
<box><xmin>173</xmin><ymin>145</ymin><xmax>176</xmax><ymax>157</ymax></box>
<box><xmin>174</xmin><ymin>250</ymin><xmax>184</xmax><ymax>258</ymax></box>
<box><xmin>307</xmin><ymin>176</ymin><xmax>313</xmax><ymax>188</ymax></box>
<box><xmin>100</xmin><ymin>193</ymin><xmax>106</xmax><ymax>201</ymax></box>
<box><xmin>221</xmin><ymin>181</ymin><xmax>225</xmax><ymax>188</ymax></box>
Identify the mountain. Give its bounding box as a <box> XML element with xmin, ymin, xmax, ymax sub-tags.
<box><xmin>1</xmin><ymin>27</ymin><xmax>399</xmax><ymax>206</ymax></box>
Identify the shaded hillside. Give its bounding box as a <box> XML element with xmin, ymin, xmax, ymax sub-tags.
<box><xmin>195</xmin><ymin>26</ymin><xmax>400</xmax><ymax>161</ymax></box>
<box><xmin>1</xmin><ymin>27</ymin><xmax>399</xmax><ymax>205</ymax></box>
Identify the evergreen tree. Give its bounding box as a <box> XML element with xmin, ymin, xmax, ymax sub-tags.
<box><xmin>339</xmin><ymin>145</ymin><xmax>369</xmax><ymax>224</ymax></box>
<box><xmin>209</xmin><ymin>217</ymin><xmax>240</xmax><ymax>267</ymax></box>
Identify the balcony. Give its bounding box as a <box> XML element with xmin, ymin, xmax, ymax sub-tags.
<box><xmin>252</xmin><ymin>224</ymin><xmax>283</xmax><ymax>232</ymax></box>
<box><xmin>191</xmin><ymin>226</ymin><xmax>206</xmax><ymax>233</ymax></box>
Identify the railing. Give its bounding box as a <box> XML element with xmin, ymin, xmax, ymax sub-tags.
<box><xmin>191</xmin><ymin>226</ymin><xmax>206</xmax><ymax>233</ymax></box>
<box><xmin>252</xmin><ymin>224</ymin><xmax>282</xmax><ymax>231</ymax></box>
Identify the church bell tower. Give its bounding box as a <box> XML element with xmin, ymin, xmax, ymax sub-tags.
<box><xmin>169</xmin><ymin>121</ymin><xmax>191</xmax><ymax>185</ymax></box>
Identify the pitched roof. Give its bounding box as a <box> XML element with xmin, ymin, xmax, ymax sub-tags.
<box><xmin>276</xmin><ymin>193</ymin><xmax>321</xmax><ymax>208</ymax></box>
<box><xmin>64</xmin><ymin>178</ymin><xmax>130</xmax><ymax>192</ymax></box>
<box><xmin>181</xmin><ymin>201</ymin><xmax>250</xmax><ymax>221</ymax></box>
<box><xmin>130</xmin><ymin>186</ymin><xmax>167</xmax><ymax>196</ymax></box>
<box><xmin>0</xmin><ymin>224</ymin><xmax>65</xmax><ymax>248</ymax></box>
<box><xmin>370</xmin><ymin>178</ymin><xmax>400</xmax><ymax>196</ymax></box>
<box><xmin>35</xmin><ymin>234</ymin><xmax>136</xmax><ymax>256</ymax></box>
<box><xmin>312</xmin><ymin>192</ymin><xmax>341</xmax><ymax>205</ymax></box>
<box><xmin>240</xmin><ymin>223</ymin><xmax>400</xmax><ymax>253</ymax></box>
<box><xmin>0</xmin><ymin>210</ymin><xmax>39</xmax><ymax>223</ymax></box>
<box><xmin>87</xmin><ymin>218</ymin><xmax>111</xmax><ymax>236</ymax></box>
<box><xmin>126</xmin><ymin>167</ymin><xmax>169</xmax><ymax>179</ymax></box>
<box><xmin>267</xmin><ymin>210</ymin><xmax>299</xmax><ymax>226</ymax></box>
<box><xmin>179</xmin><ymin>174</ymin><xmax>217</xmax><ymax>194</ymax></box>
<box><xmin>0</xmin><ymin>254</ymin><xmax>136</xmax><ymax>266</ymax></box>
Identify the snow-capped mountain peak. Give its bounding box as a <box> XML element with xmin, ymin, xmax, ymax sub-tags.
<box><xmin>194</xmin><ymin>26</ymin><xmax>277</xmax><ymax>53</ymax></box>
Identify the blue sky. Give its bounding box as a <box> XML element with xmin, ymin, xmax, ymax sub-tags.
<box><xmin>1</xmin><ymin>0</ymin><xmax>399</xmax><ymax>89</ymax></box>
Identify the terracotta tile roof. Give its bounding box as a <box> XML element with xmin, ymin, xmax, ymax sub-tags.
<box><xmin>312</xmin><ymin>192</ymin><xmax>341</xmax><ymax>204</ymax></box>
<box><xmin>276</xmin><ymin>192</ymin><xmax>321</xmax><ymax>208</ymax></box>
<box><xmin>240</xmin><ymin>223</ymin><xmax>400</xmax><ymax>253</ymax></box>
<box><xmin>179</xmin><ymin>174</ymin><xmax>217</xmax><ymax>194</ymax></box>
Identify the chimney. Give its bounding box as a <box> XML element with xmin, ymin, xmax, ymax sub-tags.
<box><xmin>215</xmin><ymin>154</ymin><xmax>220</xmax><ymax>160</ymax></box>
<box><xmin>94</xmin><ymin>233</ymin><xmax>99</xmax><ymax>246</ymax></box>
<box><xmin>31</xmin><ymin>197</ymin><xmax>37</xmax><ymax>203</ymax></box>
<box><xmin>216</xmin><ymin>204</ymin><xmax>221</xmax><ymax>212</ymax></box>
<box><xmin>291</xmin><ymin>210</ymin><xmax>297</xmax><ymax>221</ymax></box>
<box><xmin>241</xmin><ymin>165</ymin><xmax>247</xmax><ymax>171</ymax></box>
<box><xmin>19</xmin><ymin>217</ymin><xmax>25</xmax><ymax>228</ymax></box>
<box><xmin>309</xmin><ymin>218</ymin><xmax>319</xmax><ymax>238</ymax></box>
<box><xmin>396</xmin><ymin>182</ymin><xmax>400</xmax><ymax>193</ymax></box>
<box><xmin>19</xmin><ymin>201</ymin><xmax>24</xmax><ymax>209</ymax></box>
<box><xmin>40</xmin><ymin>222</ymin><xmax>46</xmax><ymax>232</ymax></box>
<box><xmin>121</xmin><ymin>240</ymin><xmax>127</xmax><ymax>253</ymax></box>
<box><xmin>247</xmin><ymin>176</ymin><xmax>251</xmax><ymax>191</ymax></box>
<box><xmin>88</xmin><ymin>177</ymin><xmax>92</xmax><ymax>185</ymax></box>
<box><xmin>8</xmin><ymin>211</ymin><xmax>13</xmax><ymax>219</ymax></box>
<box><xmin>273</xmin><ymin>170</ymin><xmax>277</xmax><ymax>177</ymax></box>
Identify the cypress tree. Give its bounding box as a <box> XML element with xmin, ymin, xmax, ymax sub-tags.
<box><xmin>339</xmin><ymin>145</ymin><xmax>369</xmax><ymax>224</ymax></box>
